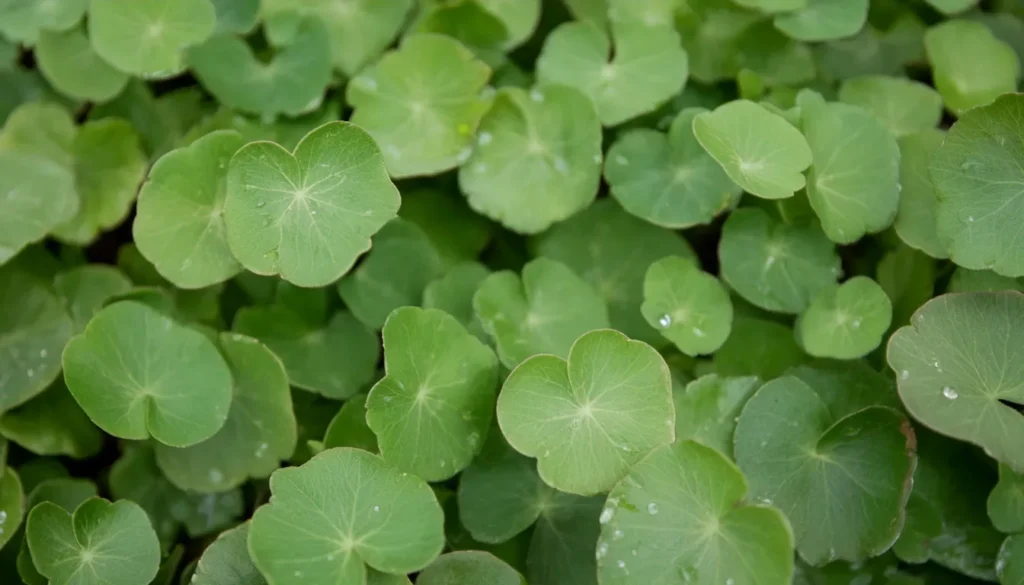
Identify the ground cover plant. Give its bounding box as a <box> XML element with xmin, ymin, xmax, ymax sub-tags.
<box><xmin>2</xmin><ymin>0</ymin><xmax>1024</xmax><ymax>584</ymax></box>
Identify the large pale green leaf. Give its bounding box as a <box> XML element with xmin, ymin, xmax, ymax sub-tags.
<box><xmin>366</xmin><ymin>307</ymin><xmax>498</xmax><ymax>482</ymax></box>
<box><xmin>497</xmin><ymin>329</ymin><xmax>675</xmax><ymax>495</ymax></box>
<box><xmin>348</xmin><ymin>34</ymin><xmax>491</xmax><ymax>178</ymax></box>
<box><xmin>458</xmin><ymin>85</ymin><xmax>602</xmax><ymax>234</ymax></box>
<box><xmin>248</xmin><ymin>448</ymin><xmax>445</xmax><ymax>585</ymax></box>
<box><xmin>597</xmin><ymin>440</ymin><xmax>794</xmax><ymax>585</ymax></box>
<box><xmin>224</xmin><ymin>122</ymin><xmax>400</xmax><ymax>287</ymax></box>
<box><xmin>62</xmin><ymin>301</ymin><xmax>233</xmax><ymax>447</ymax></box>
<box><xmin>888</xmin><ymin>292</ymin><xmax>1024</xmax><ymax>472</ymax></box>
<box><xmin>35</xmin><ymin>26</ymin><xmax>128</xmax><ymax>102</ymax></box>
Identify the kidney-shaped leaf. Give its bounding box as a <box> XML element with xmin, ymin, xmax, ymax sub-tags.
<box><xmin>497</xmin><ymin>329</ymin><xmax>675</xmax><ymax>495</ymax></box>
<box><xmin>191</xmin><ymin>522</ymin><xmax>265</xmax><ymax>585</ymax></box>
<box><xmin>224</xmin><ymin>121</ymin><xmax>400</xmax><ymax>287</ymax></box>
<box><xmin>248</xmin><ymin>447</ymin><xmax>445</xmax><ymax>585</ymax></box>
<box><xmin>597</xmin><ymin>440</ymin><xmax>793</xmax><ymax>585</ymax></box>
<box><xmin>773</xmin><ymin>0</ymin><xmax>868</xmax><ymax>42</ymax></box>
<box><xmin>795</xmin><ymin>276</ymin><xmax>893</xmax><ymax>359</ymax></box>
<box><xmin>641</xmin><ymin>256</ymin><xmax>732</xmax><ymax>356</ymax></box>
<box><xmin>62</xmin><ymin>301</ymin><xmax>233</xmax><ymax>447</ymax></box>
<box><xmin>366</xmin><ymin>307</ymin><xmax>498</xmax><ymax>482</ymax></box>
<box><xmin>924</xmin><ymin>20</ymin><xmax>1019</xmax><ymax>115</ymax></box>
<box><xmin>888</xmin><ymin>292</ymin><xmax>1024</xmax><ymax>472</ymax></box>
<box><xmin>416</xmin><ymin>551</ymin><xmax>523</xmax><ymax>585</ymax></box>
<box><xmin>35</xmin><ymin>26</ymin><xmax>128</xmax><ymax>102</ymax></box>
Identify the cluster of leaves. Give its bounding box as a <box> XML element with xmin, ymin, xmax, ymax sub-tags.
<box><xmin>2</xmin><ymin>0</ymin><xmax>1024</xmax><ymax>584</ymax></box>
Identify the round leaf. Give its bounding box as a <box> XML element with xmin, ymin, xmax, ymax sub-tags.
<box><xmin>191</xmin><ymin>523</ymin><xmax>265</xmax><ymax>585</ymax></box>
<box><xmin>536</xmin><ymin>21</ymin><xmax>688</xmax><ymax>126</ymax></box>
<box><xmin>673</xmin><ymin>374</ymin><xmax>762</xmax><ymax>458</ymax></box>
<box><xmin>887</xmin><ymin>292</ymin><xmax>1024</xmax><ymax>472</ymax></box>
<box><xmin>224</xmin><ymin>121</ymin><xmax>400</xmax><ymax>287</ymax></box>
<box><xmin>366</xmin><ymin>307</ymin><xmax>498</xmax><ymax>482</ymax></box>
<box><xmin>62</xmin><ymin>301</ymin><xmax>233</xmax><ymax>447</ymax></box>
<box><xmin>134</xmin><ymin>130</ymin><xmax>244</xmax><ymax>289</ymax></box>
<box><xmin>773</xmin><ymin>0</ymin><xmax>868</xmax><ymax>42</ymax></box>
<box><xmin>693</xmin><ymin>100</ymin><xmax>813</xmax><ymax>200</ymax></box>
<box><xmin>348</xmin><ymin>34</ymin><xmax>491</xmax><ymax>178</ymax></box>
<box><xmin>801</xmin><ymin>100</ymin><xmax>901</xmax><ymax>244</ymax></box>
<box><xmin>795</xmin><ymin>276</ymin><xmax>893</xmax><ymax>359</ymax></box>
<box><xmin>0</xmin><ymin>467</ymin><xmax>24</xmax><ymax>552</ymax></box>
<box><xmin>0</xmin><ymin>0</ymin><xmax>87</xmax><ymax>44</ymax></box>
<box><xmin>641</xmin><ymin>256</ymin><xmax>732</xmax><ymax>356</ymax></box>
<box><xmin>26</xmin><ymin>498</ymin><xmax>161</xmax><ymax>585</ymax></box>
<box><xmin>735</xmin><ymin>376</ymin><xmax>916</xmax><ymax>565</ymax></box>
<box><xmin>53</xmin><ymin>265</ymin><xmax>132</xmax><ymax>333</ymax></box>
<box><xmin>88</xmin><ymin>0</ymin><xmax>215</xmax><ymax>77</ymax></box>
<box><xmin>458</xmin><ymin>84</ymin><xmax>602</xmax><ymax>234</ymax></box>
<box><xmin>248</xmin><ymin>447</ymin><xmax>445</xmax><ymax>585</ymax></box>
<box><xmin>0</xmin><ymin>382</ymin><xmax>102</xmax><ymax>459</ymax></box>
<box><xmin>924</xmin><ymin>20</ymin><xmax>1019</xmax><ymax>114</ymax></box>
<box><xmin>713</xmin><ymin>317</ymin><xmax>808</xmax><ymax>379</ymax></box>
<box><xmin>35</xmin><ymin>26</ymin><xmax>128</xmax><ymax>102</ymax></box>
<box><xmin>989</xmin><ymin>464</ymin><xmax>1024</xmax><ymax>534</ymax></box>
<box><xmin>837</xmin><ymin>76</ymin><xmax>942</xmax><ymax>137</ymax></box>
<box><xmin>893</xmin><ymin>129</ymin><xmax>946</xmax><ymax>259</ymax></box>
<box><xmin>423</xmin><ymin>262</ymin><xmax>490</xmax><ymax>341</ymax></box>
<box><xmin>473</xmin><ymin>257</ymin><xmax>610</xmax><ymax>368</ymax></box>
<box><xmin>719</xmin><ymin>207</ymin><xmax>841</xmax><ymax>313</ymax></box>
<box><xmin>416</xmin><ymin>551</ymin><xmax>523</xmax><ymax>585</ymax></box>
<box><xmin>1000</xmin><ymin>534</ymin><xmax>1024</xmax><ymax>585</ymax></box>
<box><xmin>930</xmin><ymin>94</ymin><xmax>1024</xmax><ymax>277</ymax></box>
<box><xmin>496</xmin><ymin>329</ymin><xmax>675</xmax><ymax>495</ymax></box>
<box><xmin>605</xmin><ymin>108</ymin><xmax>741</xmax><ymax>228</ymax></box>
<box><xmin>323</xmin><ymin>394</ymin><xmax>378</xmax><ymax>453</ymax></box>
<box><xmin>597</xmin><ymin>440</ymin><xmax>794</xmax><ymax>585</ymax></box>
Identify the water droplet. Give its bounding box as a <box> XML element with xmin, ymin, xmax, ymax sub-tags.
<box><xmin>726</xmin><ymin>579</ymin><xmax>735</xmax><ymax>585</ymax></box>
<box><xmin>570</xmin><ymin>417</ymin><xmax>583</xmax><ymax>430</ymax></box>
<box><xmin>543</xmin><ymin>450</ymin><xmax>551</xmax><ymax>457</ymax></box>
<box><xmin>386</xmin><ymin>145</ymin><xmax>402</xmax><ymax>159</ymax></box>
<box><xmin>631</xmin><ymin>549</ymin><xmax>637</xmax><ymax>556</ymax></box>
<box><xmin>39</xmin><ymin>349</ymin><xmax>47</xmax><ymax>358</ymax></box>
<box><xmin>678</xmin><ymin>566</ymin><xmax>696</xmax><ymax>582</ymax></box>
<box><xmin>474</xmin><ymin>162</ymin><xmax>488</xmax><ymax>174</ymax></box>
<box><xmin>658</xmin><ymin>314</ymin><xmax>672</xmax><ymax>328</ymax></box>
<box><xmin>943</xmin><ymin>387</ymin><xmax>958</xmax><ymax>400</ymax></box>
<box><xmin>256</xmin><ymin>201</ymin><xmax>265</xmax><ymax>208</ymax></box>
<box><xmin>554</xmin><ymin>157</ymin><xmax>568</xmax><ymax>174</ymax></box>
<box><xmin>294</xmin><ymin>571</ymin><xmax>303</xmax><ymax>578</ymax></box>
<box><xmin>468</xmin><ymin>432</ymin><xmax>480</xmax><ymax>447</ymax></box>
<box><xmin>373</xmin><ymin>505</ymin><xmax>380</xmax><ymax>512</ymax></box>
<box><xmin>530</xmin><ymin>89</ymin><xmax>545</xmax><ymax>102</ymax></box>
<box><xmin>356</xmin><ymin>77</ymin><xmax>377</xmax><ymax>91</ymax></box>
<box><xmin>757</xmin><ymin>496</ymin><xmax>772</xmax><ymax>506</ymax></box>
<box><xmin>461</xmin><ymin>411</ymin><xmax>473</xmax><ymax>421</ymax></box>
<box><xmin>852</xmin><ymin>319</ymin><xmax>862</xmax><ymax>329</ymax></box>
<box><xmin>617</xmin><ymin>560</ymin><xmax>627</xmax><ymax>569</ymax></box>
<box><xmin>692</xmin><ymin>327</ymin><xmax>705</xmax><ymax>338</ymax></box>
<box><xmin>596</xmin><ymin>542</ymin><xmax>609</xmax><ymax>559</ymax></box>
<box><xmin>615</xmin><ymin>155</ymin><xmax>629</xmax><ymax>165</ymax></box>
<box><xmin>311</xmin><ymin>210</ymin><xmax>317</xmax><ymax>215</ymax></box>
<box><xmin>456</xmin><ymin>147</ymin><xmax>472</xmax><ymax>163</ymax></box>
<box><xmin>599</xmin><ymin>507</ymin><xmax>615</xmax><ymax>524</ymax></box>
<box><xmin>478</xmin><ymin>132</ymin><xmax>492</xmax><ymax>146</ymax></box>
<box><xmin>901</xmin><ymin>370</ymin><xmax>909</xmax><ymax>380</ymax></box>
<box><xmin>593</xmin><ymin>154</ymin><xmax>602</xmax><ymax>164</ymax></box>
<box><xmin>26</xmin><ymin>369</ymin><xmax>33</xmax><ymax>378</ymax></box>
<box><xmin>327</xmin><ymin>554</ymin><xmax>335</xmax><ymax>561</ymax></box>
<box><xmin>968</xmin><ymin>216</ymin><xmax>975</xmax><ymax>223</ymax></box>
<box><xmin>612</xmin><ymin>529</ymin><xmax>624</xmax><ymax>540</ymax></box>
<box><xmin>209</xmin><ymin>469</ymin><xmax>224</xmax><ymax>483</ymax></box>
<box><xmin>255</xmin><ymin>442</ymin><xmax>269</xmax><ymax>458</ymax></box>
<box><xmin>439</xmin><ymin>460</ymin><xmax>447</xmax><ymax>468</ymax></box>
<box><xmin>844</xmin><ymin>426</ymin><xmax>861</xmax><ymax>437</ymax></box>
<box><xmin>933</xmin><ymin>359</ymin><xmax>942</xmax><ymax>372</ymax></box>
<box><xmin>647</xmin><ymin>503</ymin><xmax>659</xmax><ymax>515</ymax></box>
<box><xmin>383</xmin><ymin>396</ymin><xmax>392</xmax><ymax>403</ymax></box>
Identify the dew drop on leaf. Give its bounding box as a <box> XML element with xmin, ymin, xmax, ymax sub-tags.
<box><xmin>658</xmin><ymin>314</ymin><xmax>672</xmax><ymax>328</ymax></box>
<box><xmin>942</xmin><ymin>386</ymin><xmax>958</xmax><ymax>400</ymax></box>
<box><xmin>647</xmin><ymin>502</ymin><xmax>659</xmax><ymax>515</ymax></box>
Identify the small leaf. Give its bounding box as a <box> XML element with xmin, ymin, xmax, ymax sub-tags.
<box><xmin>641</xmin><ymin>256</ymin><xmax>732</xmax><ymax>356</ymax></box>
<box><xmin>795</xmin><ymin>276</ymin><xmax>893</xmax><ymax>359</ymax></box>
<box><xmin>366</xmin><ymin>307</ymin><xmax>498</xmax><ymax>482</ymax></box>
<box><xmin>190</xmin><ymin>523</ymin><xmax>265</xmax><ymax>585</ymax></box>
<box><xmin>474</xmin><ymin>257</ymin><xmax>609</xmax><ymax>368</ymax></box>
<box><xmin>693</xmin><ymin>100</ymin><xmax>813</xmax><ymax>200</ymax></box>
<box><xmin>35</xmin><ymin>26</ymin><xmax>128</xmax><ymax>102</ymax></box>
<box><xmin>26</xmin><ymin>498</ymin><xmax>161</xmax><ymax>585</ymax></box>
<box><xmin>62</xmin><ymin>301</ymin><xmax>233</xmax><ymax>447</ymax></box>
<box><xmin>248</xmin><ymin>448</ymin><xmax>445</xmax><ymax>585</ymax></box>
<box><xmin>673</xmin><ymin>374</ymin><xmax>761</xmax><ymax>458</ymax></box>
<box><xmin>0</xmin><ymin>382</ymin><xmax>101</xmax><ymax>459</ymax></box>
<box><xmin>423</xmin><ymin>262</ymin><xmax>491</xmax><ymax>341</ymax></box>
<box><xmin>497</xmin><ymin>329</ymin><xmax>675</xmax><ymax>495</ymax></box>
<box><xmin>0</xmin><ymin>467</ymin><xmax>24</xmax><ymax>552</ymax></box>
<box><xmin>597</xmin><ymin>440</ymin><xmax>794</xmax><ymax>585</ymax></box>
<box><xmin>924</xmin><ymin>20</ymin><xmax>1019</xmax><ymax>114</ymax></box>
<box><xmin>224</xmin><ymin>121</ymin><xmax>400</xmax><ymax>287</ymax></box>
<box><xmin>887</xmin><ymin>292</ymin><xmax>1024</xmax><ymax>472</ymax></box>
<box><xmin>0</xmin><ymin>0</ymin><xmax>87</xmax><ymax>44</ymax></box>
<box><xmin>893</xmin><ymin>129</ymin><xmax>946</xmax><ymax>259</ymax></box>
<box><xmin>714</xmin><ymin>317</ymin><xmax>808</xmax><ymax>379</ymax></box>
<box><xmin>989</xmin><ymin>464</ymin><xmax>1024</xmax><ymax>534</ymax></box>
<box><xmin>999</xmin><ymin>534</ymin><xmax>1024</xmax><ymax>585</ymax></box>
<box><xmin>323</xmin><ymin>394</ymin><xmax>378</xmax><ymax>453</ymax></box>
<box><xmin>838</xmin><ymin>76</ymin><xmax>942</xmax><ymax>137</ymax></box>
<box><xmin>53</xmin><ymin>265</ymin><xmax>132</xmax><ymax>333</ymax></box>
<box><xmin>774</xmin><ymin>0</ymin><xmax>868</xmax><ymax>42</ymax></box>
<box><xmin>417</xmin><ymin>551</ymin><xmax>523</xmax><ymax>585</ymax></box>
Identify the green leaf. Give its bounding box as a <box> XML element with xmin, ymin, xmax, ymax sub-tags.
<box><xmin>62</xmin><ymin>301</ymin><xmax>233</xmax><ymax>447</ymax></box>
<box><xmin>261</xmin><ymin>0</ymin><xmax>414</xmax><ymax>76</ymax></box>
<box><xmin>989</xmin><ymin>464</ymin><xmax>1024</xmax><ymax>534</ymax></box>
<box><xmin>134</xmin><ymin>130</ymin><xmax>244</xmax><ymax>289</ymax></box>
<box><xmin>496</xmin><ymin>329</ymin><xmax>675</xmax><ymax>495</ymax></box>
<box><xmin>457</xmin><ymin>429</ymin><xmax>556</xmax><ymax>544</ymax></box>
<box><xmin>0</xmin><ymin>264</ymin><xmax>72</xmax><ymax>412</ymax></box>
<box><xmin>0</xmin><ymin>382</ymin><xmax>101</xmax><ymax>459</ymax></box>
<box><xmin>597</xmin><ymin>440</ymin><xmax>794</xmax><ymax>585</ymax></box>
<box><xmin>774</xmin><ymin>0</ymin><xmax>868</xmax><ymax>42</ymax></box>
<box><xmin>457</xmin><ymin>85</ymin><xmax>602</xmax><ymax>234</ymax></box>
<box><xmin>926</xmin><ymin>0</ymin><xmax>978</xmax><ymax>14</ymax></box>
<box><xmin>188</xmin><ymin>17</ymin><xmax>332</xmax><ymax>119</ymax></box>
<box><xmin>478</xmin><ymin>0</ymin><xmax>540</xmax><ymax>48</ymax></box>
<box><xmin>795</xmin><ymin>276</ymin><xmax>893</xmax><ymax>359</ymax></box>
<box><xmin>154</xmin><ymin>332</ymin><xmax>296</xmax><ymax>493</ymax></box>
<box><xmin>801</xmin><ymin>100</ymin><xmax>901</xmax><ymax>244</ymax></box>
<box><xmin>35</xmin><ymin>26</ymin><xmax>128</xmax><ymax>102</ymax></box>
<box><xmin>536</xmin><ymin>199</ymin><xmax>696</xmax><ymax>346</ymax></box>
<box><xmin>88</xmin><ymin>0</ymin><xmax>215</xmax><ymax>77</ymax></box>
<box><xmin>224</xmin><ymin>121</ymin><xmax>400</xmax><ymax>287</ymax></box>
<box><xmin>693</xmin><ymin>100</ymin><xmax>812</xmax><ymax>200</ymax></box>
<box><xmin>53</xmin><ymin>265</ymin><xmax>133</xmax><ymax>334</ymax></box>
<box><xmin>417</xmin><ymin>551</ymin><xmax>523</xmax><ymax>585</ymax></box>
<box><xmin>248</xmin><ymin>447</ymin><xmax>445</xmax><ymax>585</ymax></box>
<box><xmin>735</xmin><ymin>0</ymin><xmax>805</xmax><ymax>14</ymax></box>
<box><xmin>719</xmin><ymin>207</ymin><xmax>841</xmax><ymax>313</ymax></box>
<box><xmin>411</xmin><ymin>0</ymin><xmax>509</xmax><ymax>64</ymax></box>
<box><xmin>604</xmin><ymin>108</ymin><xmax>741</xmax><ymax>228</ymax></box>
<box><xmin>423</xmin><ymin>262</ymin><xmax>491</xmax><ymax>341</ymax></box>
<box><xmin>714</xmin><ymin>316</ymin><xmax>807</xmax><ymax>379</ymax></box>
<box><xmin>0</xmin><ymin>0</ymin><xmax>87</xmax><ymax>44</ymax></box>
<box><xmin>837</xmin><ymin>76</ymin><xmax>942</xmax><ymax>137</ymax></box>
<box><xmin>473</xmin><ymin>257</ymin><xmax>609</xmax><ymax>368</ymax></box>
<box><xmin>398</xmin><ymin>189</ymin><xmax>492</xmax><ymax>267</ymax></box>
<box><xmin>54</xmin><ymin>119</ymin><xmax>148</xmax><ymax>246</ymax></box>
<box><xmin>893</xmin><ymin>129</ymin><xmax>947</xmax><ymax>259</ymax></box>
<box><xmin>888</xmin><ymin>292</ymin><xmax>1024</xmax><ymax>472</ymax></box>
<box><xmin>641</xmin><ymin>256</ymin><xmax>732</xmax><ymax>356</ymax></box>
<box><xmin>673</xmin><ymin>374</ymin><xmax>761</xmax><ymax>458</ymax></box>
<box><xmin>949</xmin><ymin>268</ymin><xmax>1023</xmax><ymax>293</ymax></box>
<box><xmin>15</xmin><ymin>477</ymin><xmax>98</xmax><ymax>585</ymax></box>
<box><xmin>526</xmin><ymin>493</ymin><xmax>602</xmax><ymax>585</ymax></box>
<box><xmin>930</xmin><ymin>94</ymin><xmax>1024</xmax><ymax>277</ymax></box>
<box><xmin>348</xmin><ymin>34</ymin><xmax>491</xmax><ymax>179</ymax></box>
<box><xmin>0</xmin><ymin>467</ymin><xmax>23</xmax><ymax>552</ymax></box>
<box><xmin>924</xmin><ymin>20</ymin><xmax>1020</xmax><ymax>114</ymax></box>
<box><xmin>1000</xmin><ymin>534</ymin><xmax>1024</xmax><ymax>585</ymax></box>
<box><xmin>337</xmin><ymin>220</ymin><xmax>444</xmax><ymax>330</ymax></box>
<box><xmin>191</xmin><ymin>523</ymin><xmax>266</xmax><ymax>585</ymax></box>
<box><xmin>366</xmin><ymin>307</ymin><xmax>498</xmax><ymax>482</ymax></box>
<box><xmin>735</xmin><ymin>376</ymin><xmax>915</xmax><ymax>565</ymax></box>
<box><xmin>323</xmin><ymin>394</ymin><xmax>378</xmax><ymax>453</ymax></box>
<box><xmin>536</xmin><ymin>21</ymin><xmax>688</xmax><ymax>126</ymax></box>
<box><xmin>788</xmin><ymin>359</ymin><xmax>903</xmax><ymax>414</ymax></box>
<box><xmin>209</xmin><ymin>0</ymin><xmax>260</xmax><ymax>34</ymax></box>
<box><xmin>26</xmin><ymin>498</ymin><xmax>161</xmax><ymax>585</ymax></box>
<box><xmin>234</xmin><ymin>307</ymin><xmax>379</xmax><ymax>399</ymax></box>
